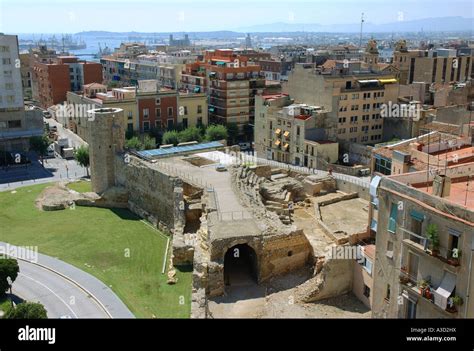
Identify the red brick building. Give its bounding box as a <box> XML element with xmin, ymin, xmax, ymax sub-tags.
<box><xmin>137</xmin><ymin>88</ymin><xmax>178</xmax><ymax>132</ymax></box>
<box><xmin>31</xmin><ymin>55</ymin><xmax>102</xmax><ymax>108</ymax></box>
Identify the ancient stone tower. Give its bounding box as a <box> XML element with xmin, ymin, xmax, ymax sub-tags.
<box><xmin>86</xmin><ymin>108</ymin><xmax>125</xmax><ymax>194</ymax></box>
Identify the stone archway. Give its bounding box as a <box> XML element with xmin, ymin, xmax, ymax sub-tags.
<box><xmin>224</xmin><ymin>244</ymin><xmax>258</xmax><ymax>287</ymax></box>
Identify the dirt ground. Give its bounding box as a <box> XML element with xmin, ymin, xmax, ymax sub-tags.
<box><xmin>208</xmin><ymin>268</ymin><xmax>371</xmax><ymax>319</ymax></box>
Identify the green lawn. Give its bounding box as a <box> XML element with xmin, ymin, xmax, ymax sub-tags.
<box><xmin>66</xmin><ymin>180</ymin><xmax>92</xmax><ymax>193</ymax></box>
<box><xmin>0</xmin><ymin>184</ymin><xmax>192</xmax><ymax>318</ymax></box>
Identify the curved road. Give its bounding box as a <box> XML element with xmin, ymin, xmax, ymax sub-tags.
<box><xmin>14</xmin><ymin>259</ymin><xmax>108</xmax><ymax>318</ymax></box>
<box><xmin>1</xmin><ymin>242</ymin><xmax>134</xmax><ymax>319</ymax></box>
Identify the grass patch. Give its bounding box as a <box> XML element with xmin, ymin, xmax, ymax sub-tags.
<box><xmin>66</xmin><ymin>181</ymin><xmax>92</xmax><ymax>193</ymax></box>
<box><xmin>0</xmin><ymin>184</ymin><xmax>192</xmax><ymax>318</ymax></box>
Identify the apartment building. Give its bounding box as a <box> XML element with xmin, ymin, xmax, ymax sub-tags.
<box><xmin>370</xmin><ymin>161</ymin><xmax>474</xmax><ymax>318</ymax></box>
<box><xmin>0</xmin><ymin>34</ymin><xmax>43</xmax><ymax>151</ymax></box>
<box><xmin>177</xmin><ymin>92</ymin><xmax>208</xmax><ymax>129</ymax></box>
<box><xmin>181</xmin><ymin>49</ymin><xmax>265</xmax><ymax>128</ymax></box>
<box><xmin>31</xmin><ymin>55</ymin><xmax>102</xmax><ymax>108</ymax></box>
<box><xmin>287</xmin><ymin>61</ymin><xmax>399</xmax><ymax>145</ymax></box>
<box><xmin>66</xmin><ymin>83</ymin><xmax>138</xmax><ymax>141</ymax></box>
<box><xmin>254</xmin><ymin>94</ymin><xmax>338</xmax><ymax>166</ymax></box>
<box><xmin>136</xmin><ymin>80</ymin><xmax>178</xmax><ymax>133</ymax></box>
<box><xmin>393</xmin><ymin>40</ymin><xmax>473</xmax><ymax>85</ymax></box>
<box><xmin>371</xmin><ymin>131</ymin><xmax>474</xmax><ymax>176</ymax></box>
<box><xmin>19</xmin><ymin>53</ymin><xmax>32</xmax><ymax>100</ymax></box>
<box><xmin>101</xmin><ymin>48</ymin><xmax>198</xmax><ymax>89</ymax></box>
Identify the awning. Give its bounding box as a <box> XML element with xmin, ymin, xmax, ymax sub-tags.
<box><xmin>283</xmin><ymin>143</ymin><xmax>289</xmax><ymax>149</ymax></box>
<box><xmin>193</xmin><ymin>87</ymin><xmax>201</xmax><ymax>93</ymax></box>
<box><xmin>379</xmin><ymin>78</ymin><xmax>398</xmax><ymax>84</ymax></box>
<box><xmin>448</xmin><ymin>228</ymin><xmax>462</xmax><ymax>237</ymax></box>
<box><xmin>410</xmin><ymin>210</ymin><xmax>425</xmax><ymax>221</ymax></box>
<box><xmin>370</xmin><ymin>175</ymin><xmax>382</xmax><ymax>197</ymax></box>
<box><xmin>283</xmin><ymin>131</ymin><xmax>290</xmax><ymax>138</ymax></box>
<box><xmin>274</xmin><ymin>140</ymin><xmax>281</xmax><ymax>146</ymax></box>
<box><xmin>209</xmin><ymin>107</ymin><xmax>215</xmax><ymax>112</ymax></box>
<box><xmin>434</xmin><ymin>271</ymin><xmax>456</xmax><ymax>310</ymax></box>
<box><xmin>275</xmin><ymin>128</ymin><xmax>281</xmax><ymax>135</ymax></box>
<box><xmin>370</xmin><ymin>219</ymin><xmax>378</xmax><ymax>232</ymax></box>
<box><xmin>358</xmin><ymin>79</ymin><xmax>379</xmax><ymax>84</ymax></box>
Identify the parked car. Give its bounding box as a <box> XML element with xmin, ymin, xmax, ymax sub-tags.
<box><xmin>216</xmin><ymin>164</ymin><xmax>227</xmax><ymax>172</ymax></box>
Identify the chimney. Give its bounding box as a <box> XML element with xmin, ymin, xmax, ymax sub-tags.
<box><xmin>432</xmin><ymin>175</ymin><xmax>451</xmax><ymax>198</ymax></box>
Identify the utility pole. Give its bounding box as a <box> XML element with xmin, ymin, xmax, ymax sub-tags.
<box><xmin>359</xmin><ymin>13</ymin><xmax>365</xmax><ymax>49</ymax></box>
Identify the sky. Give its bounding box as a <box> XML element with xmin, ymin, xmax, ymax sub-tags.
<box><xmin>0</xmin><ymin>0</ymin><xmax>473</xmax><ymax>33</ymax></box>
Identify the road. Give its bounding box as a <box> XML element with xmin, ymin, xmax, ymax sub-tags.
<box><xmin>13</xmin><ymin>259</ymin><xmax>109</xmax><ymax>318</ymax></box>
<box><xmin>1</xmin><ymin>243</ymin><xmax>135</xmax><ymax>319</ymax></box>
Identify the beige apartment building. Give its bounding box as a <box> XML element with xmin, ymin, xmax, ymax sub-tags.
<box><xmin>65</xmin><ymin>84</ymin><xmax>138</xmax><ymax>142</ymax></box>
<box><xmin>177</xmin><ymin>92</ymin><xmax>208</xmax><ymax>129</ymax></box>
<box><xmin>287</xmin><ymin>61</ymin><xmax>399</xmax><ymax>145</ymax></box>
<box><xmin>254</xmin><ymin>94</ymin><xmax>338</xmax><ymax>167</ymax></box>
<box><xmin>370</xmin><ymin>162</ymin><xmax>474</xmax><ymax>318</ymax></box>
<box><xmin>393</xmin><ymin>40</ymin><xmax>473</xmax><ymax>85</ymax></box>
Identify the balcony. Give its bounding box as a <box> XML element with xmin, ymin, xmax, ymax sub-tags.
<box><xmin>401</xmin><ymin>227</ymin><xmax>461</xmax><ymax>268</ymax></box>
<box><xmin>399</xmin><ymin>269</ymin><xmax>462</xmax><ymax>315</ymax></box>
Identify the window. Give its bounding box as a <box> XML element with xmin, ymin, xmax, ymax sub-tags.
<box><xmin>143</xmin><ymin>108</ymin><xmax>149</xmax><ymax>119</ymax></box>
<box><xmin>351</xmin><ymin>105</ymin><xmax>359</xmax><ymax>111</ymax></box>
<box><xmin>183</xmin><ymin>106</ymin><xmax>188</xmax><ymax>115</ymax></box>
<box><xmin>388</xmin><ymin>203</ymin><xmax>398</xmax><ymax>233</ymax></box>
<box><xmin>386</xmin><ymin>284</ymin><xmax>391</xmax><ymax>300</ymax></box>
<box><xmin>448</xmin><ymin>228</ymin><xmax>461</xmax><ymax>258</ymax></box>
<box><xmin>167</xmin><ymin>118</ymin><xmax>174</xmax><ymax>130</ymax></box>
<box><xmin>182</xmin><ymin>118</ymin><xmax>188</xmax><ymax>129</ymax></box>
<box><xmin>197</xmin><ymin>105</ymin><xmax>202</xmax><ymax>114</ymax></box>
<box><xmin>375</xmin><ymin>156</ymin><xmax>391</xmax><ymax>175</ymax></box>
<box><xmin>128</xmin><ymin>111</ymin><xmax>133</xmax><ymax>120</ymax></box>
<box><xmin>363</xmin><ymin>285</ymin><xmax>371</xmax><ymax>298</ymax></box>
<box><xmin>156</xmin><ymin>108</ymin><xmax>161</xmax><ymax>118</ymax></box>
<box><xmin>197</xmin><ymin>117</ymin><xmax>203</xmax><ymax>126</ymax></box>
<box><xmin>4</xmin><ymin>83</ymin><xmax>13</xmax><ymax>90</ymax></box>
<box><xmin>7</xmin><ymin>120</ymin><xmax>21</xmax><ymax>128</ymax></box>
<box><xmin>352</xmin><ymin>93</ymin><xmax>359</xmax><ymax>99</ymax></box>
<box><xmin>2</xmin><ymin>58</ymin><xmax>11</xmax><ymax>65</ymax></box>
<box><xmin>155</xmin><ymin>98</ymin><xmax>161</xmax><ymax>105</ymax></box>
<box><xmin>167</xmin><ymin>107</ymin><xmax>173</xmax><ymax>117</ymax></box>
<box><xmin>339</xmin><ymin>95</ymin><xmax>348</xmax><ymax>101</ymax></box>
<box><xmin>143</xmin><ymin>121</ymin><xmax>150</xmax><ymax>131</ymax></box>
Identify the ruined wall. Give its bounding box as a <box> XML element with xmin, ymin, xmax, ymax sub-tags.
<box><xmin>260</xmin><ymin>230</ymin><xmax>313</xmax><ymax>281</ymax></box>
<box><xmin>296</xmin><ymin>257</ymin><xmax>353</xmax><ymax>302</ymax></box>
<box><xmin>336</xmin><ymin>179</ymin><xmax>370</xmax><ymax>201</ymax></box>
<box><xmin>115</xmin><ymin>156</ymin><xmax>185</xmax><ymax>231</ymax></box>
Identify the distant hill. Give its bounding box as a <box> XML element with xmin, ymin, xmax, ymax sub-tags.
<box><xmin>236</xmin><ymin>16</ymin><xmax>474</xmax><ymax>33</ymax></box>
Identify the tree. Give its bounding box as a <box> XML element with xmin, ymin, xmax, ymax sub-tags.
<box><xmin>205</xmin><ymin>125</ymin><xmax>228</xmax><ymax>142</ymax></box>
<box><xmin>162</xmin><ymin>130</ymin><xmax>180</xmax><ymax>146</ymax></box>
<box><xmin>74</xmin><ymin>145</ymin><xmax>90</xmax><ymax>177</ymax></box>
<box><xmin>178</xmin><ymin>127</ymin><xmax>202</xmax><ymax>143</ymax></box>
<box><xmin>5</xmin><ymin>302</ymin><xmax>48</xmax><ymax>319</ymax></box>
<box><xmin>143</xmin><ymin>135</ymin><xmax>156</xmax><ymax>150</ymax></box>
<box><xmin>0</xmin><ymin>258</ymin><xmax>19</xmax><ymax>296</ymax></box>
<box><xmin>125</xmin><ymin>136</ymin><xmax>143</xmax><ymax>150</ymax></box>
<box><xmin>29</xmin><ymin>135</ymin><xmax>50</xmax><ymax>166</ymax></box>
<box><xmin>227</xmin><ymin>123</ymin><xmax>239</xmax><ymax>145</ymax></box>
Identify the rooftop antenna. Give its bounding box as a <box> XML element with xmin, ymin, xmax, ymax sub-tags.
<box><xmin>359</xmin><ymin>12</ymin><xmax>365</xmax><ymax>49</ymax></box>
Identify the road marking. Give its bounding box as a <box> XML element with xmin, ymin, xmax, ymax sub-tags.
<box><xmin>18</xmin><ymin>272</ymin><xmax>79</xmax><ymax>319</ymax></box>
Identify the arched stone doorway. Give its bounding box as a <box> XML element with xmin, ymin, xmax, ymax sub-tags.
<box><xmin>224</xmin><ymin>244</ymin><xmax>258</xmax><ymax>287</ymax></box>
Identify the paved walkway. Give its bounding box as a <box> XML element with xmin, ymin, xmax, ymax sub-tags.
<box><xmin>0</xmin><ymin>242</ymin><xmax>134</xmax><ymax>319</ymax></box>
